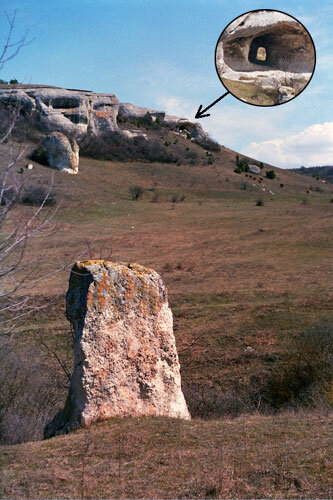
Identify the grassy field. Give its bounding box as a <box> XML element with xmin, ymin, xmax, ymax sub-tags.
<box><xmin>0</xmin><ymin>137</ymin><xmax>332</xmax><ymax>498</ymax></box>
<box><xmin>1</xmin><ymin>414</ymin><xmax>332</xmax><ymax>499</ymax></box>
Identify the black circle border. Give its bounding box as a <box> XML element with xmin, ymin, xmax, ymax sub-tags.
<box><xmin>214</xmin><ymin>8</ymin><xmax>317</xmax><ymax>108</ymax></box>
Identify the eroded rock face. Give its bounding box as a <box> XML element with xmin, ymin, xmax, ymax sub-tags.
<box><xmin>216</xmin><ymin>10</ymin><xmax>315</xmax><ymax>105</ymax></box>
<box><xmin>248</xmin><ymin>164</ymin><xmax>261</xmax><ymax>175</ymax></box>
<box><xmin>45</xmin><ymin>132</ymin><xmax>79</xmax><ymax>174</ymax></box>
<box><xmin>0</xmin><ymin>84</ymin><xmax>217</xmax><ymax>148</ymax></box>
<box><xmin>119</xmin><ymin>103</ymin><xmax>217</xmax><ymax>148</ymax></box>
<box><xmin>0</xmin><ymin>86</ymin><xmax>119</xmax><ymax>137</ymax></box>
<box><xmin>44</xmin><ymin>261</ymin><xmax>190</xmax><ymax>438</ymax></box>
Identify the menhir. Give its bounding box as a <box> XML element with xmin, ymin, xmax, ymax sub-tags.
<box><xmin>44</xmin><ymin>260</ymin><xmax>190</xmax><ymax>438</ymax></box>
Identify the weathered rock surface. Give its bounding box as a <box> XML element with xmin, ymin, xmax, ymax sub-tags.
<box><xmin>45</xmin><ymin>132</ymin><xmax>79</xmax><ymax>174</ymax></box>
<box><xmin>118</xmin><ymin>102</ymin><xmax>165</xmax><ymax>122</ymax></box>
<box><xmin>0</xmin><ymin>86</ymin><xmax>119</xmax><ymax>137</ymax></box>
<box><xmin>44</xmin><ymin>261</ymin><xmax>190</xmax><ymax>438</ymax></box>
<box><xmin>118</xmin><ymin>102</ymin><xmax>216</xmax><ymax>148</ymax></box>
<box><xmin>248</xmin><ymin>164</ymin><xmax>261</xmax><ymax>175</ymax></box>
<box><xmin>216</xmin><ymin>10</ymin><xmax>315</xmax><ymax>105</ymax></box>
<box><xmin>0</xmin><ymin>84</ymin><xmax>217</xmax><ymax>148</ymax></box>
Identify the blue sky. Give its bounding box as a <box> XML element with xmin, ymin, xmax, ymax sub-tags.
<box><xmin>1</xmin><ymin>0</ymin><xmax>332</xmax><ymax>168</ymax></box>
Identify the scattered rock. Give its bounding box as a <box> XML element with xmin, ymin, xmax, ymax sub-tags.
<box><xmin>44</xmin><ymin>260</ymin><xmax>190</xmax><ymax>438</ymax></box>
<box><xmin>26</xmin><ymin>163</ymin><xmax>34</xmax><ymax>170</ymax></box>
<box><xmin>249</xmin><ymin>164</ymin><xmax>261</xmax><ymax>175</ymax></box>
<box><xmin>45</xmin><ymin>132</ymin><xmax>79</xmax><ymax>174</ymax></box>
<box><xmin>278</xmin><ymin>86</ymin><xmax>295</xmax><ymax>103</ymax></box>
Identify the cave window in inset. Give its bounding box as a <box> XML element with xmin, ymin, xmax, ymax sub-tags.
<box><xmin>248</xmin><ymin>36</ymin><xmax>271</xmax><ymax>66</ymax></box>
<box><xmin>256</xmin><ymin>47</ymin><xmax>266</xmax><ymax>62</ymax></box>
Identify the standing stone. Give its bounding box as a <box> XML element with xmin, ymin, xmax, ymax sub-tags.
<box><xmin>44</xmin><ymin>132</ymin><xmax>79</xmax><ymax>174</ymax></box>
<box><xmin>44</xmin><ymin>261</ymin><xmax>190</xmax><ymax>438</ymax></box>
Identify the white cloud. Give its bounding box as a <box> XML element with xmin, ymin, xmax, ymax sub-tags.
<box><xmin>242</xmin><ymin>122</ymin><xmax>333</xmax><ymax>168</ymax></box>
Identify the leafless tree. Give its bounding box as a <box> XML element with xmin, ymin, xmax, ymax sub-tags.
<box><xmin>0</xmin><ymin>11</ymin><xmax>117</xmax><ymax>444</ymax></box>
<box><xmin>0</xmin><ymin>11</ymin><xmax>88</xmax><ymax>346</ymax></box>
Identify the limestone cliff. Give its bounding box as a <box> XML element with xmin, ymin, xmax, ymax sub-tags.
<box><xmin>0</xmin><ymin>84</ymin><xmax>214</xmax><ymax>148</ymax></box>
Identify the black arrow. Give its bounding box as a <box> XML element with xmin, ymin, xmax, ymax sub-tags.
<box><xmin>195</xmin><ymin>91</ymin><xmax>230</xmax><ymax>119</ymax></box>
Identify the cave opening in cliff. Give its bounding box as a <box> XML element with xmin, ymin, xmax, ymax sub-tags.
<box><xmin>248</xmin><ymin>35</ymin><xmax>271</xmax><ymax>66</ymax></box>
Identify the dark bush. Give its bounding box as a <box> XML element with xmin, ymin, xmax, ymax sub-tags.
<box><xmin>182</xmin><ymin>381</ymin><xmax>260</xmax><ymax>419</ymax></box>
<box><xmin>29</xmin><ymin>144</ymin><xmax>48</xmax><ymax>166</ymax></box>
<box><xmin>266</xmin><ymin>170</ymin><xmax>276</xmax><ymax>180</ymax></box>
<box><xmin>235</xmin><ymin>159</ymin><xmax>249</xmax><ymax>173</ymax></box>
<box><xmin>265</xmin><ymin>320</ymin><xmax>333</xmax><ymax>409</ymax></box>
<box><xmin>20</xmin><ymin>186</ymin><xmax>56</xmax><ymax>206</ymax></box>
<box><xmin>256</xmin><ymin>198</ymin><xmax>264</xmax><ymax>206</ymax></box>
<box><xmin>129</xmin><ymin>185</ymin><xmax>144</xmax><ymax>200</ymax></box>
<box><xmin>0</xmin><ymin>186</ymin><xmax>18</xmax><ymax>206</ymax></box>
<box><xmin>151</xmin><ymin>191</ymin><xmax>160</xmax><ymax>203</ymax></box>
<box><xmin>80</xmin><ymin>132</ymin><xmax>178</xmax><ymax>163</ymax></box>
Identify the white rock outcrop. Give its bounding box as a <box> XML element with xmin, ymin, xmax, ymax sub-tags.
<box><xmin>0</xmin><ymin>84</ymin><xmax>218</xmax><ymax>149</ymax></box>
<box><xmin>45</xmin><ymin>132</ymin><xmax>79</xmax><ymax>174</ymax></box>
<box><xmin>44</xmin><ymin>261</ymin><xmax>190</xmax><ymax>438</ymax></box>
<box><xmin>0</xmin><ymin>86</ymin><xmax>119</xmax><ymax>137</ymax></box>
<box><xmin>248</xmin><ymin>164</ymin><xmax>261</xmax><ymax>175</ymax></box>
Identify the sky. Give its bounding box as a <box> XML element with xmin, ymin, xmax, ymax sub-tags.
<box><xmin>0</xmin><ymin>0</ymin><xmax>332</xmax><ymax>168</ymax></box>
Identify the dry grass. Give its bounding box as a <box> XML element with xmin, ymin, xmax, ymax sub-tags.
<box><xmin>0</xmin><ymin>139</ymin><xmax>332</xmax><ymax>497</ymax></box>
<box><xmin>1</xmin><ymin>413</ymin><xmax>332</xmax><ymax>499</ymax></box>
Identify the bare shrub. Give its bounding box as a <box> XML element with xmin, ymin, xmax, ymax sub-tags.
<box><xmin>0</xmin><ymin>342</ymin><xmax>69</xmax><ymax>444</ymax></box>
<box><xmin>151</xmin><ymin>191</ymin><xmax>160</xmax><ymax>203</ymax></box>
<box><xmin>29</xmin><ymin>142</ymin><xmax>48</xmax><ymax>165</ymax></box>
<box><xmin>20</xmin><ymin>185</ymin><xmax>56</xmax><ymax>206</ymax></box>
<box><xmin>80</xmin><ymin>132</ymin><xmax>177</xmax><ymax>163</ymax></box>
<box><xmin>129</xmin><ymin>185</ymin><xmax>144</xmax><ymax>200</ymax></box>
<box><xmin>265</xmin><ymin>319</ymin><xmax>333</xmax><ymax>410</ymax></box>
<box><xmin>182</xmin><ymin>382</ymin><xmax>259</xmax><ymax>419</ymax></box>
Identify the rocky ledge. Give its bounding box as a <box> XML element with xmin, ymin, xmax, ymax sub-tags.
<box><xmin>0</xmin><ymin>84</ymin><xmax>214</xmax><ymax>148</ymax></box>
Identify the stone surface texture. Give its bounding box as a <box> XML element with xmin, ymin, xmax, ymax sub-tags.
<box><xmin>248</xmin><ymin>164</ymin><xmax>261</xmax><ymax>175</ymax></box>
<box><xmin>0</xmin><ymin>86</ymin><xmax>119</xmax><ymax>137</ymax></box>
<box><xmin>44</xmin><ymin>261</ymin><xmax>190</xmax><ymax>438</ymax></box>
<box><xmin>45</xmin><ymin>132</ymin><xmax>79</xmax><ymax>174</ymax></box>
<box><xmin>216</xmin><ymin>10</ymin><xmax>315</xmax><ymax>105</ymax></box>
<box><xmin>0</xmin><ymin>84</ymin><xmax>216</xmax><ymax>148</ymax></box>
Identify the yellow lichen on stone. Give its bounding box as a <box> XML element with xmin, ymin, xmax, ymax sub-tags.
<box><xmin>72</xmin><ymin>261</ymin><xmax>164</xmax><ymax>317</ymax></box>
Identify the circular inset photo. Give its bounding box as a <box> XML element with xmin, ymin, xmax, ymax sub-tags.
<box><xmin>215</xmin><ymin>9</ymin><xmax>316</xmax><ymax>106</ymax></box>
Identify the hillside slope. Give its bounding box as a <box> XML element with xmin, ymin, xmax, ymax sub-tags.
<box><xmin>1</xmin><ymin>414</ymin><xmax>332</xmax><ymax>499</ymax></box>
<box><xmin>0</xmin><ymin>90</ymin><xmax>332</xmax><ymax>499</ymax></box>
<box><xmin>289</xmin><ymin>165</ymin><xmax>333</xmax><ymax>183</ymax></box>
